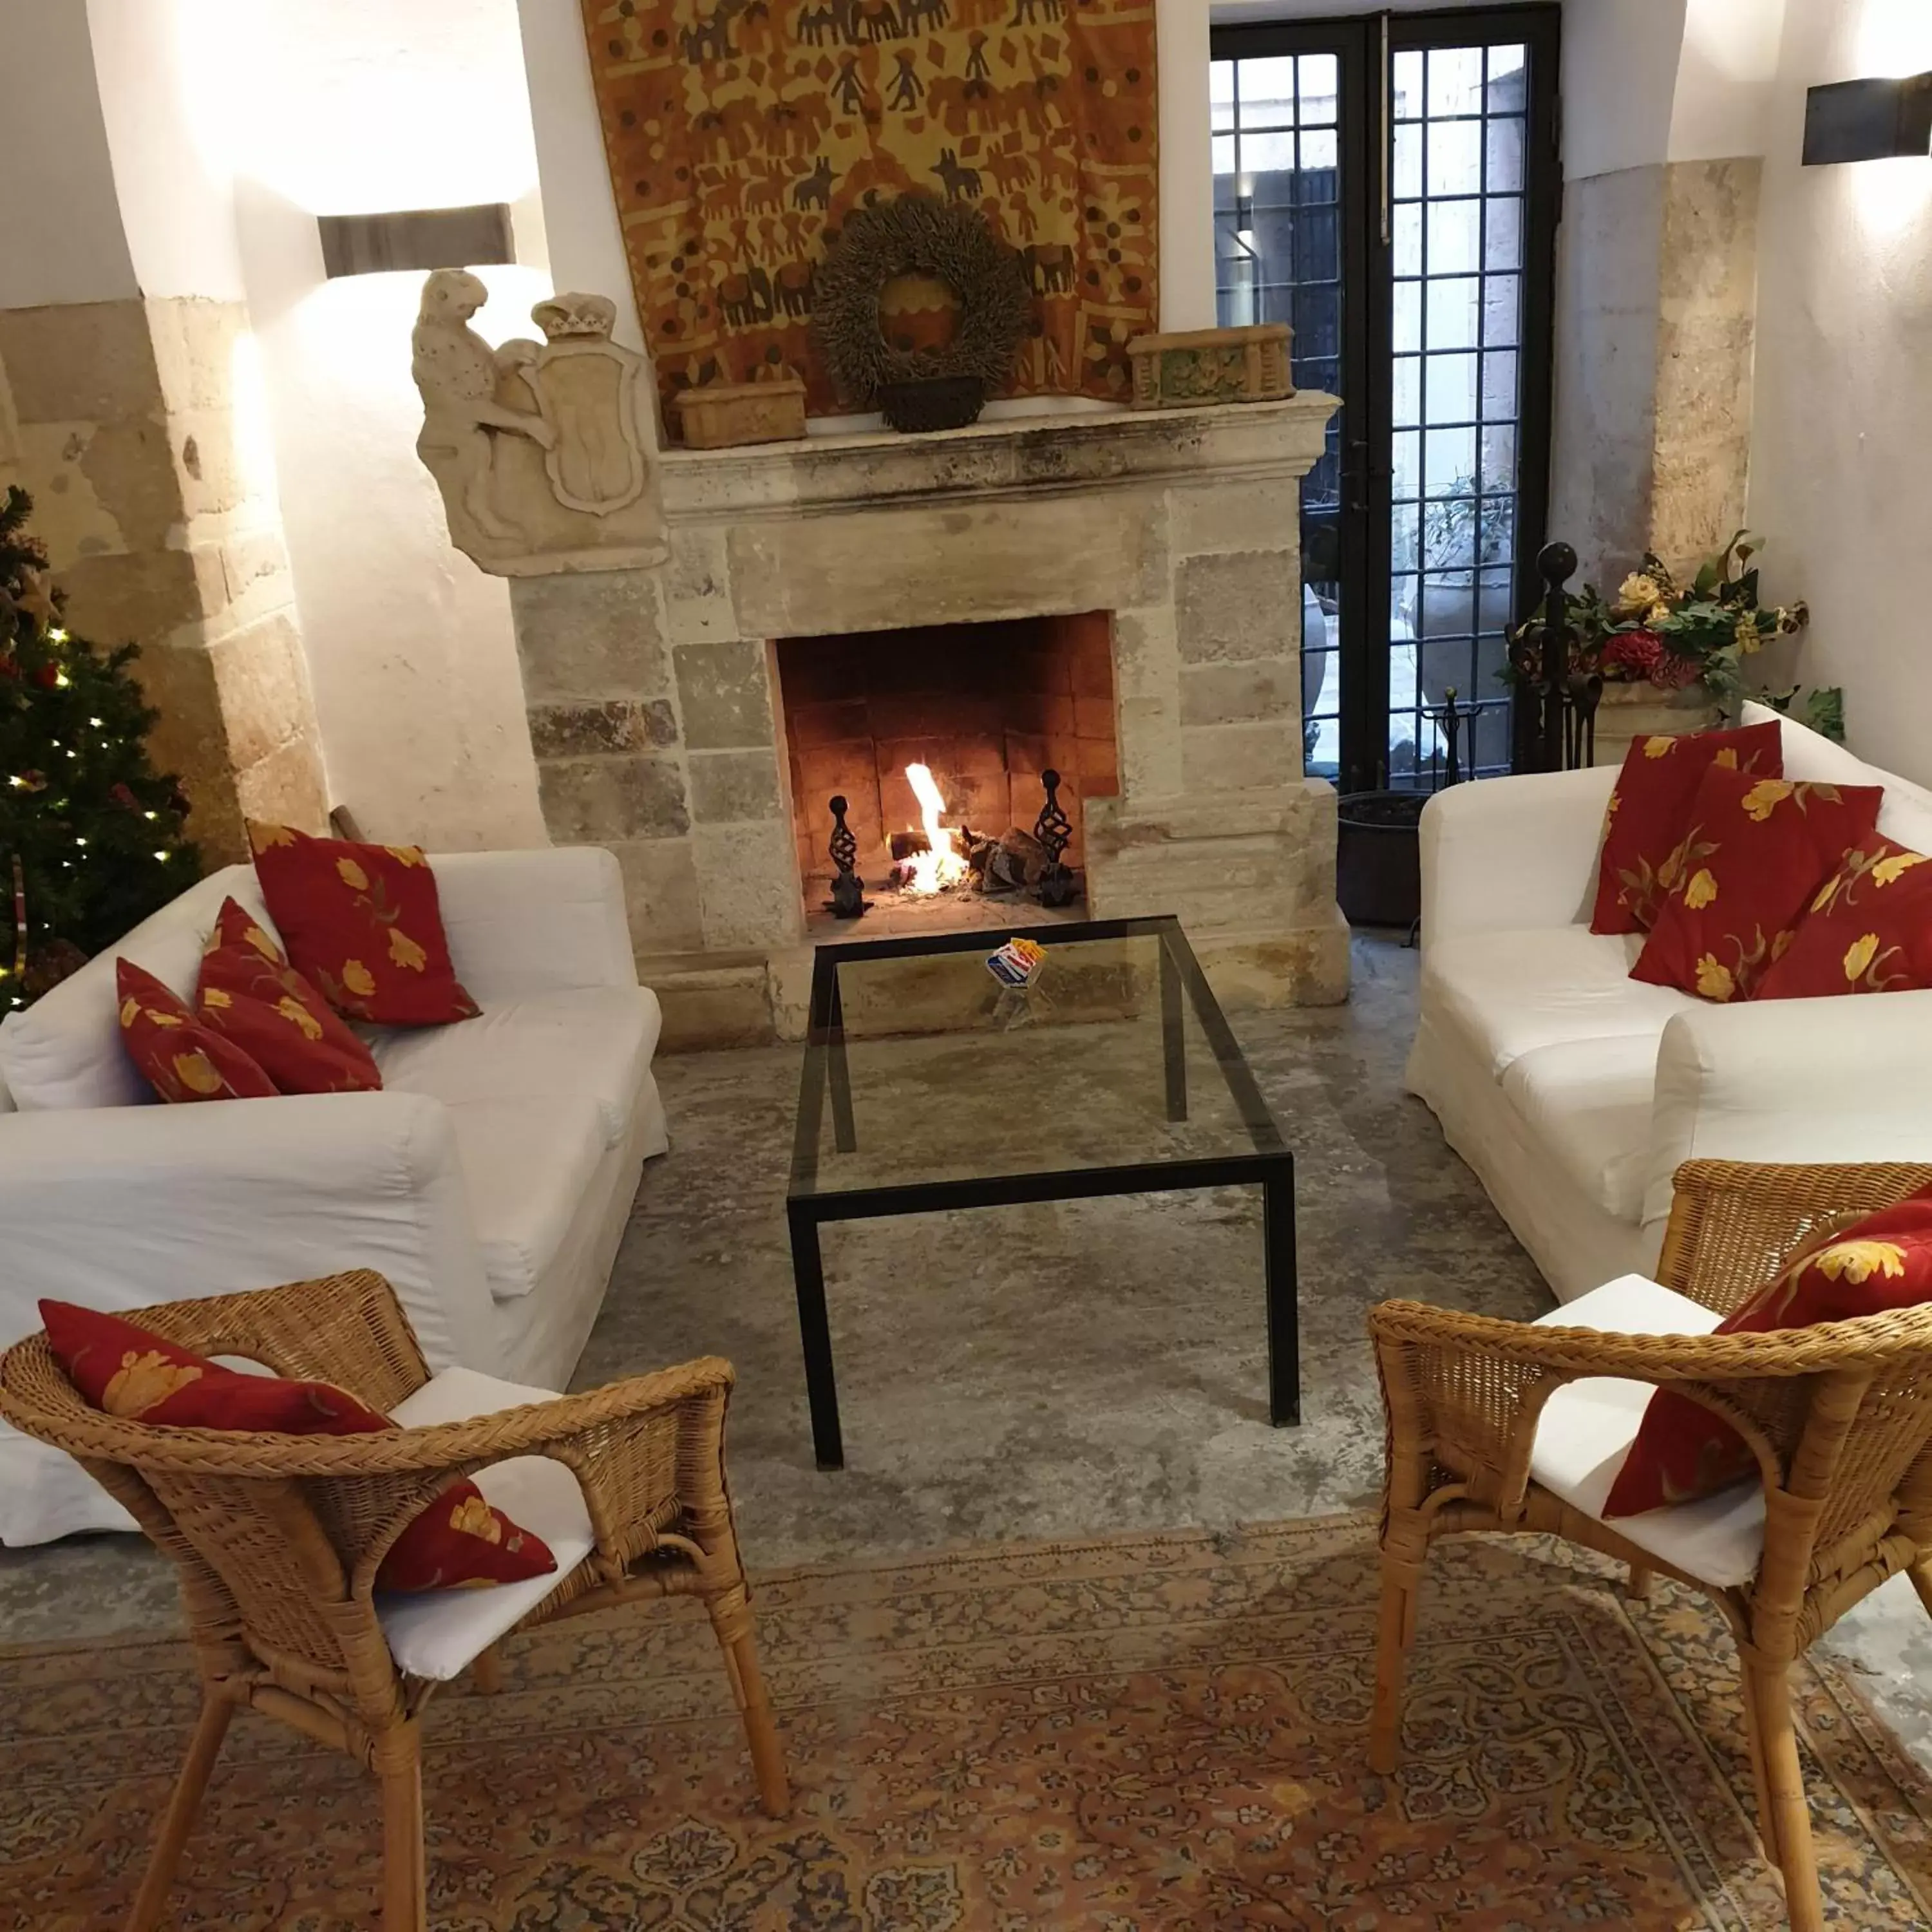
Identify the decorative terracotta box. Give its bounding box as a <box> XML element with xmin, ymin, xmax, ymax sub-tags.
<box><xmin>670</xmin><ymin>375</ymin><xmax>807</xmax><ymax>450</ymax></box>
<box><xmin>1125</xmin><ymin>324</ymin><xmax>1294</xmax><ymax>410</ymax></box>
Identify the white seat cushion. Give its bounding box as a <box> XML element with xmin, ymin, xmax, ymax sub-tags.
<box><xmin>1421</xmin><ymin>926</ymin><xmax>1695</xmax><ymax>1079</ymax></box>
<box><xmin>376</xmin><ymin>1366</ymin><xmax>595</xmax><ymax>1682</ymax></box>
<box><xmin>369</xmin><ymin>985</ymin><xmax>658</xmax><ymax>1149</ymax></box>
<box><xmin>446</xmin><ymin>1095</ymin><xmax>608</xmax><ymax>1301</ymax></box>
<box><xmin>1528</xmin><ymin>1273</ymin><xmax>1765</xmax><ymax>1588</ymax></box>
<box><xmin>1500</xmin><ymin>1036</ymin><xmax>1658</xmax><ymax>1224</ymax></box>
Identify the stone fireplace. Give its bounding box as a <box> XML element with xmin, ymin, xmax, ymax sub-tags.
<box><xmin>505</xmin><ymin>396</ymin><xmax>1348</xmax><ymax>1046</ymax></box>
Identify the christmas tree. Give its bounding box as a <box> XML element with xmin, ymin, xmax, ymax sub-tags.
<box><xmin>0</xmin><ymin>486</ymin><xmax>197</xmax><ymax>1010</ymax></box>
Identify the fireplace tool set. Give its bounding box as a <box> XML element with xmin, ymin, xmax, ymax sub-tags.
<box><xmin>824</xmin><ymin>768</ymin><xmax>1077</xmax><ymax>920</ymax></box>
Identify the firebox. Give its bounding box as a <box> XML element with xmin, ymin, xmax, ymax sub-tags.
<box><xmin>774</xmin><ymin>613</ymin><xmax>1118</xmax><ymax>927</ymax></box>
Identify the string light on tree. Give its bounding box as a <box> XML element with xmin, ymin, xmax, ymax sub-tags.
<box><xmin>0</xmin><ymin>486</ymin><xmax>198</xmax><ymax>1009</ymax></box>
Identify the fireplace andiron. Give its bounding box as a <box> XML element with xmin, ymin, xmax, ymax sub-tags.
<box><xmin>825</xmin><ymin>795</ymin><xmax>870</xmax><ymax>918</ymax></box>
<box><xmin>1034</xmin><ymin>768</ymin><xmax>1076</xmax><ymax>907</ymax></box>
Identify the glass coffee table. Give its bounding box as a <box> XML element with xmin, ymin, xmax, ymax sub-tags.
<box><xmin>786</xmin><ymin>914</ymin><xmax>1297</xmax><ymax>1469</ymax></box>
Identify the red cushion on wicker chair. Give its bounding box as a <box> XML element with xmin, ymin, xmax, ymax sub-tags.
<box><xmin>1629</xmin><ymin>766</ymin><xmax>1884</xmax><ymax>1003</ymax></box>
<box><xmin>116</xmin><ymin>959</ymin><xmax>278</xmax><ymax>1104</ymax></box>
<box><xmin>1602</xmin><ymin>1191</ymin><xmax>1932</xmax><ymax>1516</ymax></box>
<box><xmin>248</xmin><ymin>822</ymin><xmax>479</xmax><ymax>1027</ymax></box>
<box><xmin>1754</xmin><ymin>835</ymin><xmax>1932</xmax><ymax>999</ymax></box>
<box><xmin>39</xmin><ymin>1302</ymin><xmax>555</xmax><ymax>1595</ymax></box>
<box><xmin>1590</xmin><ymin>721</ymin><xmax>1783</xmax><ymax>935</ymax></box>
<box><xmin>196</xmin><ymin>898</ymin><xmax>382</xmax><ymax>1095</ymax></box>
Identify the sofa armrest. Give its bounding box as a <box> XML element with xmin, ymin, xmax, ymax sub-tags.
<box><xmin>1645</xmin><ymin>992</ymin><xmax>1932</xmax><ymax>1228</ymax></box>
<box><xmin>429</xmin><ymin>846</ymin><xmax>637</xmax><ymax>1001</ymax></box>
<box><xmin>0</xmin><ymin>1092</ymin><xmax>500</xmax><ymax>1375</ymax></box>
<box><xmin>1417</xmin><ymin>764</ymin><xmax>1615</xmax><ymax>946</ymax></box>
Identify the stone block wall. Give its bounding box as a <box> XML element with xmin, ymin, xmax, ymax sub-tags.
<box><xmin>0</xmin><ymin>296</ymin><xmax>327</xmax><ymax>862</ymax></box>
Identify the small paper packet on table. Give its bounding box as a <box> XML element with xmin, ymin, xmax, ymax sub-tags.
<box><xmin>986</xmin><ymin>936</ymin><xmax>1046</xmax><ymax>988</ymax></box>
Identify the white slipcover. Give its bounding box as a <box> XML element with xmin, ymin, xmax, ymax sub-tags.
<box><xmin>0</xmin><ymin>844</ymin><xmax>667</xmax><ymax>1546</ymax></box>
<box><xmin>377</xmin><ymin>1365</ymin><xmax>596</xmax><ymax>1683</ymax></box>
<box><xmin>1528</xmin><ymin>1274</ymin><xmax>1764</xmax><ymax>1587</ymax></box>
<box><xmin>1407</xmin><ymin>706</ymin><xmax>1932</xmax><ymax>1303</ymax></box>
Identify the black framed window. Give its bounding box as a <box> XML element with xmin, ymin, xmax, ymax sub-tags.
<box><xmin>1211</xmin><ymin>5</ymin><xmax>1560</xmax><ymax>792</ymax></box>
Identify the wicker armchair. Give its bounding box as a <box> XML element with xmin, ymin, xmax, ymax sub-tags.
<box><xmin>1369</xmin><ymin>1159</ymin><xmax>1932</xmax><ymax>1932</ymax></box>
<box><xmin>0</xmin><ymin>1269</ymin><xmax>789</xmax><ymax>1932</ymax></box>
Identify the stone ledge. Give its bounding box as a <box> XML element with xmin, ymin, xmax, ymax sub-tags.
<box><xmin>659</xmin><ymin>394</ymin><xmax>1341</xmax><ymax>522</ymax></box>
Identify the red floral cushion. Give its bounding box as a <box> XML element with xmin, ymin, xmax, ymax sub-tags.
<box><xmin>1590</xmin><ymin>721</ymin><xmax>1783</xmax><ymax>934</ymax></box>
<box><xmin>196</xmin><ymin>898</ymin><xmax>383</xmax><ymax>1095</ymax></box>
<box><xmin>1604</xmin><ymin>1191</ymin><xmax>1932</xmax><ymax>1515</ymax></box>
<box><xmin>1629</xmin><ymin>766</ymin><xmax>1884</xmax><ymax>1003</ymax></box>
<box><xmin>248</xmin><ymin>823</ymin><xmax>478</xmax><ymax>1027</ymax></box>
<box><xmin>1754</xmin><ymin>835</ymin><xmax>1932</xmax><ymax>1000</ymax></box>
<box><xmin>117</xmin><ymin>960</ymin><xmax>277</xmax><ymax>1103</ymax></box>
<box><xmin>40</xmin><ymin>1301</ymin><xmax>554</xmax><ymax>1595</ymax></box>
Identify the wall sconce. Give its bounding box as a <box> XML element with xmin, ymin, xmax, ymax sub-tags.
<box><xmin>1803</xmin><ymin>73</ymin><xmax>1932</xmax><ymax>165</ymax></box>
<box><xmin>317</xmin><ymin>203</ymin><xmax>515</xmax><ymax>278</ymax></box>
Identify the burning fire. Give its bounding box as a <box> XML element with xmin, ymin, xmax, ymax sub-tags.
<box><xmin>901</xmin><ymin>762</ymin><xmax>968</xmax><ymax>895</ymax></box>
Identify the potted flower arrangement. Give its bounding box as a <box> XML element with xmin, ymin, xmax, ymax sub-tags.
<box><xmin>1509</xmin><ymin>531</ymin><xmax>1812</xmax><ymax>762</ymax></box>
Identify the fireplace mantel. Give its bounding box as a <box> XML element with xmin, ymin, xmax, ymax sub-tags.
<box><xmin>507</xmin><ymin>393</ymin><xmax>1350</xmax><ymax>1046</ymax></box>
<box><xmin>657</xmin><ymin>399</ymin><xmax>1338</xmax><ymax>523</ymax></box>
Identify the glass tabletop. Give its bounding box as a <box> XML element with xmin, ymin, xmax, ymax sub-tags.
<box><xmin>788</xmin><ymin>917</ymin><xmax>1287</xmax><ymax>1204</ymax></box>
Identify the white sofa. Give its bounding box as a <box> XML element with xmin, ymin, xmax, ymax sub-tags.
<box><xmin>0</xmin><ymin>846</ymin><xmax>666</xmax><ymax>1545</ymax></box>
<box><xmin>1406</xmin><ymin>701</ymin><xmax>1932</xmax><ymax>1303</ymax></box>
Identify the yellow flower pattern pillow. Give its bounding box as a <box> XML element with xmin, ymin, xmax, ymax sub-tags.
<box><xmin>247</xmin><ymin>824</ymin><xmax>479</xmax><ymax>1027</ymax></box>
<box><xmin>1589</xmin><ymin>721</ymin><xmax>1783</xmax><ymax>934</ymax></box>
<box><xmin>1756</xmin><ymin>833</ymin><xmax>1932</xmax><ymax>1000</ymax></box>
<box><xmin>196</xmin><ymin>896</ymin><xmax>383</xmax><ymax>1093</ymax></box>
<box><xmin>1629</xmin><ymin>764</ymin><xmax>1883</xmax><ymax>1002</ymax></box>
<box><xmin>115</xmin><ymin>959</ymin><xmax>278</xmax><ymax>1104</ymax></box>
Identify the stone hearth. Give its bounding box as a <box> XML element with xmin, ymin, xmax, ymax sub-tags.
<box><xmin>507</xmin><ymin>397</ymin><xmax>1347</xmax><ymax>1046</ymax></box>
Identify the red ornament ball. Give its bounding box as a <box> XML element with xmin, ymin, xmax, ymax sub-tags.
<box><xmin>33</xmin><ymin>662</ymin><xmax>60</xmax><ymax>689</ymax></box>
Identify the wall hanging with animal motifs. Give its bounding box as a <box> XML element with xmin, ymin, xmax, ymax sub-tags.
<box><xmin>576</xmin><ymin>0</ymin><xmax>1159</xmax><ymax>418</ymax></box>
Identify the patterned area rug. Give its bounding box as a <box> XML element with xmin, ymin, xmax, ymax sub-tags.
<box><xmin>5</xmin><ymin>1517</ymin><xmax>1931</xmax><ymax>1929</ymax></box>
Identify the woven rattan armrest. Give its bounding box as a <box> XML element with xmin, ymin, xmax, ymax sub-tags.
<box><xmin>1370</xmin><ymin>1298</ymin><xmax>1932</xmax><ymax>1517</ymax></box>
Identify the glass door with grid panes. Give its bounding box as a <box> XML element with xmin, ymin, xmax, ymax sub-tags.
<box><xmin>1210</xmin><ymin>8</ymin><xmax>1559</xmax><ymax>793</ymax></box>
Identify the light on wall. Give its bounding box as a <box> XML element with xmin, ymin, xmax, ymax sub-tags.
<box><xmin>1802</xmin><ymin>73</ymin><xmax>1932</xmax><ymax>165</ymax></box>
<box><xmin>317</xmin><ymin>203</ymin><xmax>515</xmax><ymax>278</ymax></box>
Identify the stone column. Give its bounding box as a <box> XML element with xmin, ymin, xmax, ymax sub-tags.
<box><xmin>0</xmin><ymin>299</ymin><xmax>327</xmax><ymax>861</ymax></box>
<box><xmin>1549</xmin><ymin>157</ymin><xmax>1763</xmax><ymax>586</ymax></box>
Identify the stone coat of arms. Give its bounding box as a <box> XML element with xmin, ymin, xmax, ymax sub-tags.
<box><xmin>411</xmin><ymin>271</ymin><xmax>666</xmax><ymax>577</ymax></box>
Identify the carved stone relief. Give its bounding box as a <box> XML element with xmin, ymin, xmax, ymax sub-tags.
<box><xmin>412</xmin><ymin>272</ymin><xmax>667</xmax><ymax>577</ymax></box>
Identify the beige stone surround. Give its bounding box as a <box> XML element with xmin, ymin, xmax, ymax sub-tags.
<box><xmin>508</xmin><ymin>397</ymin><xmax>1349</xmax><ymax>1046</ymax></box>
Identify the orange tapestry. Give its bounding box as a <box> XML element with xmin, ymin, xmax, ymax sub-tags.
<box><xmin>576</xmin><ymin>0</ymin><xmax>1159</xmax><ymax>417</ymax></box>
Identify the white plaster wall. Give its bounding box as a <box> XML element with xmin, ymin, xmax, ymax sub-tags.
<box><xmin>201</xmin><ymin>0</ymin><xmax>549</xmax><ymax>849</ymax></box>
<box><xmin>1746</xmin><ymin>0</ymin><xmax>1932</xmax><ymax>784</ymax></box>
<box><xmin>1560</xmin><ymin>0</ymin><xmax>1687</xmax><ymax>179</ymax></box>
<box><xmin>1668</xmin><ymin>0</ymin><xmax>1786</xmax><ymax>163</ymax></box>
<box><xmin>85</xmin><ymin>0</ymin><xmax>247</xmax><ymax>301</ymax></box>
<box><xmin>0</xmin><ymin>0</ymin><xmax>137</xmax><ymax>307</ymax></box>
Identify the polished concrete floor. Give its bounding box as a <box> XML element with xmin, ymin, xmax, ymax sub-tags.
<box><xmin>5</xmin><ymin>936</ymin><xmax>1929</xmax><ymax>1770</ymax></box>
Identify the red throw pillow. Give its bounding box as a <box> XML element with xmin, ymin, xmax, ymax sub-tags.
<box><xmin>1755</xmin><ymin>835</ymin><xmax>1932</xmax><ymax>1000</ymax></box>
<box><xmin>196</xmin><ymin>898</ymin><xmax>383</xmax><ymax>1095</ymax></box>
<box><xmin>1604</xmin><ymin>1191</ymin><xmax>1932</xmax><ymax>1515</ymax></box>
<box><xmin>41</xmin><ymin>1301</ymin><xmax>554</xmax><ymax>1595</ymax></box>
<box><xmin>1591</xmin><ymin>721</ymin><xmax>1784</xmax><ymax>934</ymax></box>
<box><xmin>1629</xmin><ymin>766</ymin><xmax>1884</xmax><ymax>1002</ymax></box>
<box><xmin>249</xmin><ymin>823</ymin><xmax>478</xmax><ymax>1027</ymax></box>
<box><xmin>117</xmin><ymin>960</ymin><xmax>277</xmax><ymax>1103</ymax></box>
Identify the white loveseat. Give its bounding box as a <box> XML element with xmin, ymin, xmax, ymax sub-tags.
<box><xmin>1407</xmin><ymin>701</ymin><xmax>1932</xmax><ymax>1303</ymax></box>
<box><xmin>0</xmin><ymin>846</ymin><xmax>666</xmax><ymax>1545</ymax></box>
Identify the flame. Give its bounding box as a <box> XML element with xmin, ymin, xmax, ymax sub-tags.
<box><xmin>902</xmin><ymin>762</ymin><xmax>967</xmax><ymax>895</ymax></box>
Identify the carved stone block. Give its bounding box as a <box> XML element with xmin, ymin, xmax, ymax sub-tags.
<box><xmin>1126</xmin><ymin>325</ymin><xmax>1294</xmax><ymax>410</ymax></box>
<box><xmin>412</xmin><ymin>273</ymin><xmax>666</xmax><ymax>577</ymax></box>
<box><xmin>670</xmin><ymin>377</ymin><xmax>806</xmax><ymax>451</ymax></box>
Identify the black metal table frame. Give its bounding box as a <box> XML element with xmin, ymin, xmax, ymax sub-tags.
<box><xmin>785</xmin><ymin>914</ymin><xmax>1298</xmax><ymax>1470</ymax></box>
